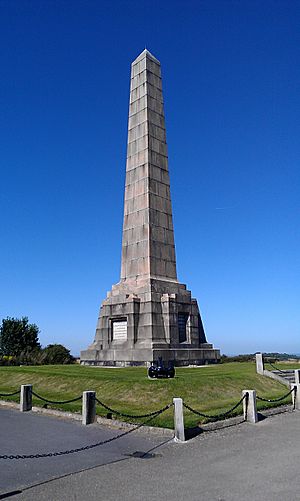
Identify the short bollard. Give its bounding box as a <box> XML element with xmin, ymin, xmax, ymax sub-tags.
<box><xmin>256</xmin><ymin>353</ymin><xmax>264</xmax><ymax>375</ymax></box>
<box><xmin>295</xmin><ymin>370</ymin><xmax>300</xmax><ymax>386</ymax></box>
<box><xmin>82</xmin><ymin>391</ymin><xmax>96</xmax><ymax>425</ymax></box>
<box><xmin>291</xmin><ymin>384</ymin><xmax>300</xmax><ymax>411</ymax></box>
<box><xmin>173</xmin><ymin>397</ymin><xmax>185</xmax><ymax>442</ymax></box>
<box><xmin>20</xmin><ymin>384</ymin><xmax>32</xmax><ymax>412</ymax></box>
<box><xmin>242</xmin><ymin>390</ymin><xmax>258</xmax><ymax>423</ymax></box>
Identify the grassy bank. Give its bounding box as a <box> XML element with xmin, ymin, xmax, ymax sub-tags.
<box><xmin>0</xmin><ymin>362</ymin><xmax>297</xmax><ymax>428</ymax></box>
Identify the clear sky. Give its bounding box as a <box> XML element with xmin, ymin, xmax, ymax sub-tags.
<box><xmin>0</xmin><ymin>0</ymin><xmax>299</xmax><ymax>356</ymax></box>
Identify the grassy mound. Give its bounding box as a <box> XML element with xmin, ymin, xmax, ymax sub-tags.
<box><xmin>0</xmin><ymin>362</ymin><xmax>297</xmax><ymax>428</ymax></box>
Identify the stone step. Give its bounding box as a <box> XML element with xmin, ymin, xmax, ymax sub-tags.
<box><xmin>272</xmin><ymin>371</ymin><xmax>295</xmax><ymax>383</ymax></box>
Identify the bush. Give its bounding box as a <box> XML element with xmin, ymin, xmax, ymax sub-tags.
<box><xmin>40</xmin><ymin>344</ymin><xmax>75</xmax><ymax>365</ymax></box>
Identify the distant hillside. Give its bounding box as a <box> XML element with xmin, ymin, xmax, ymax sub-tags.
<box><xmin>222</xmin><ymin>352</ymin><xmax>300</xmax><ymax>363</ymax></box>
<box><xmin>263</xmin><ymin>352</ymin><xmax>300</xmax><ymax>360</ymax></box>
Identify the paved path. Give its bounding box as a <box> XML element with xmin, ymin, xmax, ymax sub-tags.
<box><xmin>1</xmin><ymin>407</ymin><xmax>300</xmax><ymax>500</ymax></box>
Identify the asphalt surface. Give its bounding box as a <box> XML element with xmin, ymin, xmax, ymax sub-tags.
<box><xmin>1</xmin><ymin>406</ymin><xmax>300</xmax><ymax>500</ymax></box>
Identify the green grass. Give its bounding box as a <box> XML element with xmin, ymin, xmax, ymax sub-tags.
<box><xmin>0</xmin><ymin>362</ymin><xmax>298</xmax><ymax>428</ymax></box>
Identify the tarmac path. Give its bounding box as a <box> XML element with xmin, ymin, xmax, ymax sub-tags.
<box><xmin>1</xmin><ymin>406</ymin><xmax>300</xmax><ymax>500</ymax></box>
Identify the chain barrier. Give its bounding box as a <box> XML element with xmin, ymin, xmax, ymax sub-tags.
<box><xmin>0</xmin><ymin>402</ymin><xmax>173</xmax><ymax>460</ymax></box>
<box><xmin>0</xmin><ymin>390</ymin><xmax>20</xmax><ymax>397</ymax></box>
<box><xmin>31</xmin><ymin>391</ymin><xmax>82</xmax><ymax>405</ymax></box>
<box><xmin>256</xmin><ymin>387</ymin><xmax>295</xmax><ymax>404</ymax></box>
<box><xmin>266</xmin><ymin>360</ymin><xmax>287</xmax><ymax>374</ymax></box>
<box><xmin>183</xmin><ymin>393</ymin><xmax>248</xmax><ymax>421</ymax></box>
<box><xmin>95</xmin><ymin>397</ymin><xmax>172</xmax><ymax>419</ymax></box>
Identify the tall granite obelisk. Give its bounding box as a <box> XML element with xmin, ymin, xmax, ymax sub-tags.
<box><xmin>80</xmin><ymin>49</ymin><xmax>220</xmax><ymax>366</ymax></box>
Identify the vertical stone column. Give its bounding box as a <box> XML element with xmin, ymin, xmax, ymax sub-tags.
<box><xmin>173</xmin><ymin>397</ymin><xmax>185</xmax><ymax>442</ymax></box>
<box><xmin>20</xmin><ymin>384</ymin><xmax>32</xmax><ymax>412</ymax></box>
<box><xmin>243</xmin><ymin>390</ymin><xmax>258</xmax><ymax>423</ymax></box>
<box><xmin>294</xmin><ymin>370</ymin><xmax>300</xmax><ymax>386</ymax></box>
<box><xmin>82</xmin><ymin>391</ymin><xmax>96</xmax><ymax>425</ymax></box>
<box><xmin>256</xmin><ymin>353</ymin><xmax>264</xmax><ymax>374</ymax></box>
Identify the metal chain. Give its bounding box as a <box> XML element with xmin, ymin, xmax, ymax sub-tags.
<box><xmin>95</xmin><ymin>397</ymin><xmax>171</xmax><ymax>419</ymax></box>
<box><xmin>183</xmin><ymin>394</ymin><xmax>248</xmax><ymax>421</ymax></box>
<box><xmin>256</xmin><ymin>387</ymin><xmax>295</xmax><ymax>403</ymax></box>
<box><xmin>0</xmin><ymin>403</ymin><xmax>173</xmax><ymax>460</ymax></box>
<box><xmin>31</xmin><ymin>391</ymin><xmax>82</xmax><ymax>405</ymax></box>
<box><xmin>0</xmin><ymin>390</ymin><xmax>20</xmax><ymax>397</ymax></box>
<box><xmin>267</xmin><ymin>360</ymin><xmax>287</xmax><ymax>374</ymax></box>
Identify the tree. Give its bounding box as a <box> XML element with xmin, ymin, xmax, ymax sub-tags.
<box><xmin>41</xmin><ymin>344</ymin><xmax>75</xmax><ymax>364</ymax></box>
<box><xmin>0</xmin><ymin>317</ymin><xmax>40</xmax><ymax>356</ymax></box>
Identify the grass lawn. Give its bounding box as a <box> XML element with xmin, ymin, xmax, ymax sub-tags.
<box><xmin>0</xmin><ymin>362</ymin><xmax>298</xmax><ymax>428</ymax></box>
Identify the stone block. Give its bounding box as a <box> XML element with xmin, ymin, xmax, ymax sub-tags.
<box><xmin>147</xmin><ymin>96</ymin><xmax>164</xmax><ymax>116</ymax></box>
<box><xmin>124</xmin><ymin>193</ymin><xmax>149</xmax><ymax>214</ymax></box>
<box><xmin>147</xmin><ymin>82</ymin><xmax>163</xmax><ymax>102</ymax></box>
<box><xmin>149</xmin><ymin>150</ymin><xmax>168</xmax><ymax>170</ymax></box>
<box><xmin>127</xmin><ymin>137</ymin><xmax>147</xmax><ymax>158</ymax></box>
<box><xmin>145</xmin><ymin>57</ymin><xmax>161</xmax><ymax>76</ymax></box>
<box><xmin>146</xmin><ymin>70</ymin><xmax>162</xmax><ymax>90</ymax></box>
<box><xmin>148</xmin><ymin>178</ymin><xmax>169</xmax><ymax>200</ymax></box>
<box><xmin>128</xmin><ymin>109</ymin><xmax>147</xmax><ymax>130</ymax></box>
<box><xmin>125</xmin><ymin>178</ymin><xmax>147</xmax><ymax>201</ymax></box>
<box><xmin>148</xmin><ymin>164</ymin><xmax>162</xmax><ymax>182</ymax></box>
<box><xmin>148</xmin><ymin>121</ymin><xmax>167</xmax><ymax>143</ymax></box>
<box><xmin>130</xmin><ymin>82</ymin><xmax>147</xmax><ymax>103</ymax></box>
<box><xmin>147</xmin><ymin>109</ymin><xmax>165</xmax><ymax>129</ymax></box>
<box><xmin>149</xmin><ymin>136</ymin><xmax>168</xmax><ymax>157</ymax></box>
<box><xmin>127</xmin><ymin>121</ymin><xmax>147</xmax><ymax>142</ymax></box>
<box><xmin>125</xmin><ymin>164</ymin><xmax>148</xmax><ymax>184</ymax></box>
<box><xmin>149</xmin><ymin>208</ymin><xmax>168</xmax><ymax>228</ymax></box>
<box><xmin>132</xmin><ymin>54</ymin><xmax>146</xmax><ymax>75</ymax></box>
<box><xmin>130</xmin><ymin>70</ymin><xmax>147</xmax><ymax>91</ymax></box>
<box><xmin>150</xmin><ymin>193</ymin><xmax>172</xmax><ymax>214</ymax></box>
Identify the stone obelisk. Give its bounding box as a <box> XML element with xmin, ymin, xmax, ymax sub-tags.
<box><xmin>80</xmin><ymin>49</ymin><xmax>220</xmax><ymax>366</ymax></box>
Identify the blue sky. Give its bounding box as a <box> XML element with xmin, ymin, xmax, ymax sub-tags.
<box><xmin>0</xmin><ymin>0</ymin><xmax>299</xmax><ymax>356</ymax></box>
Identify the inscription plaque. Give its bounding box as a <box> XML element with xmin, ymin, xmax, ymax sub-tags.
<box><xmin>112</xmin><ymin>320</ymin><xmax>127</xmax><ymax>341</ymax></box>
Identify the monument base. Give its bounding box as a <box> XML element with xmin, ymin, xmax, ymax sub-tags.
<box><xmin>80</xmin><ymin>278</ymin><xmax>220</xmax><ymax>367</ymax></box>
<box><xmin>80</xmin><ymin>347</ymin><xmax>220</xmax><ymax>367</ymax></box>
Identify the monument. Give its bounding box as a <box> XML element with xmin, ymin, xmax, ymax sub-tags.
<box><xmin>80</xmin><ymin>49</ymin><xmax>220</xmax><ymax>366</ymax></box>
